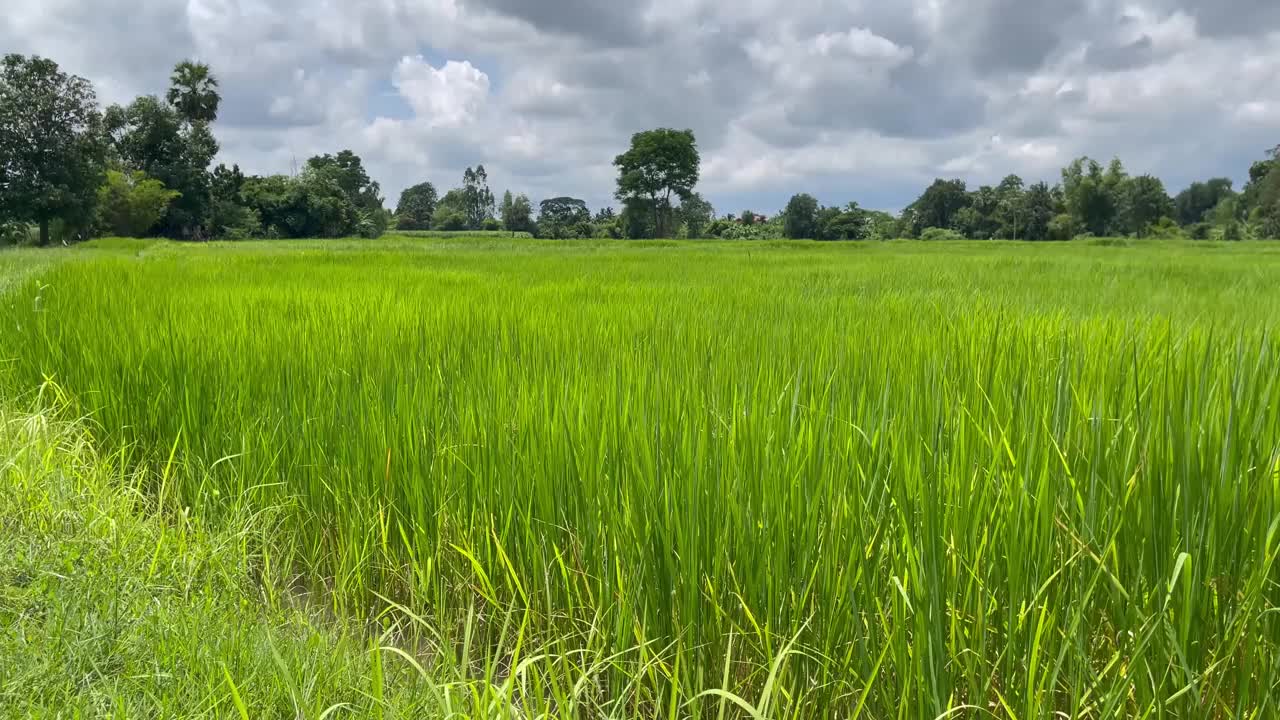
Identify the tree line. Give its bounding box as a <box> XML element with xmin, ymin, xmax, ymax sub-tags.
<box><xmin>3</xmin><ymin>53</ymin><xmax>1279</xmax><ymax>245</ymax></box>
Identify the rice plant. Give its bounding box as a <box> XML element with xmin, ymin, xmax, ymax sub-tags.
<box><xmin>2</xmin><ymin>238</ymin><xmax>1279</xmax><ymax>717</ymax></box>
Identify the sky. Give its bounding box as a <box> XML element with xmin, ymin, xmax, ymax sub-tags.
<box><xmin>3</xmin><ymin>0</ymin><xmax>1279</xmax><ymax>215</ymax></box>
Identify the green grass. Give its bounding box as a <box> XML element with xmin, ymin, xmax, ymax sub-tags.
<box><xmin>3</xmin><ymin>237</ymin><xmax>1280</xmax><ymax>717</ymax></box>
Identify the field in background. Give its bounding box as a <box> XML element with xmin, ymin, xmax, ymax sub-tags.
<box><xmin>3</xmin><ymin>237</ymin><xmax>1280</xmax><ymax>717</ymax></box>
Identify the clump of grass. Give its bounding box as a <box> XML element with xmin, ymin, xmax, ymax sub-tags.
<box><xmin>3</xmin><ymin>238</ymin><xmax>1280</xmax><ymax>717</ymax></box>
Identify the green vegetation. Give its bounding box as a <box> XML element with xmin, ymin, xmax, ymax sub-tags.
<box><xmin>3</xmin><ymin>238</ymin><xmax>1280</xmax><ymax>717</ymax></box>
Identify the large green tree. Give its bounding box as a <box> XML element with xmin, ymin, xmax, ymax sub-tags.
<box><xmin>905</xmin><ymin>179</ymin><xmax>969</xmax><ymax>236</ymax></box>
<box><xmin>0</xmin><ymin>54</ymin><xmax>106</xmax><ymax>245</ymax></box>
<box><xmin>1019</xmin><ymin>182</ymin><xmax>1057</xmax><ymax>241</ymax></box>
<box><xmin>614</xmin><ymin>128</ymin><xmax>700</xmax><ymax>238</ymax></box>
<box><xmin>1174</xmin><ymin>178</ymin><xmax>1234</xmax><ymax>226</ymax></box>
<box><xmin>395</xmin><ymin>182</ymin><xmax>438</xmax><ymax>231</ymax></box>
<box><xmin>994</xmin><ymin>175</ymin><xmax>1027</xmax><ymax>239</ymax></box>
<box><xmin>1061</xmin><ymin>156</ymin><xmax>1118</xmax><ymax>236</ymax></box>
<box><xmin>537</xmin><ymin>197</ymin><xmax>591</xmax><ymax>239</ymax></box>
<box><xmin>166</xmin><ymin>60</ymin><xmax>220</xmax><ymax>125</ymax></box>
<box><xmin>1118</xmin><ymin>175</ymin><xmax>1174</xmax><ymax>236</ymax></box>
<box><xmin>462</xmin><ymin>166</ymin><xmax>495</xmax><ymax>230</ymax></box>
<box><xmin>104</xmin><ymin>62</ymin><xmax>221</xmax><ymax>238</ymax></box>
<box><xmin>818</xmin><ymin>203</ymin><xmax>869</xmax><ymax>240</ymax></box>
<box><xmin>783</xmin><ymin>193</ymin><xmax>820</xmax><ymax>239</ymax></box>
<box><xmin>500</xmin><ymin>191</ymin><xmax>535</xmax><ymax>234</ymax></box>
<box><xmin>307</xmin><ymin>150</ymin><xmax>382</xmax><ymax>211</ymax></box>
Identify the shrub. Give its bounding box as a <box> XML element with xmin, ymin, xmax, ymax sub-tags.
<box><xmin>95</xmin><ymin>170</ymin><xmax>180</xmax><ymax>238</ymax></box>
<box><xmin>919</xmin><ymin>227</ymin><xmax>965</xmax><ymax>242</ymax></box>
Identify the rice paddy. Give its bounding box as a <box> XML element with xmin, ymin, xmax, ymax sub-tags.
<box><xmin>3</xmin><ymin>236</ymin><xmax>1280</xmax><ymax>718</ymax></box>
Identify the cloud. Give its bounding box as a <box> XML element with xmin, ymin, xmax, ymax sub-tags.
<box><xmin>4</xmin><ymin>0</ymin><xmax>1280</xmax><ymax>214</ymax></box>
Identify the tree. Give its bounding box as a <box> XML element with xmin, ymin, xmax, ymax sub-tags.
<box><xmin>395</xmin><ymin>182</ymin><xmax>438</xmax><ymax>231</ymax></box>
<box><xmin>783</xmin><ymin>193</ymin><xmax>820</xmax><ymax>239</ymax></box>
<box><xmin>307</xmin><ymin>150</ymin><xmax>382</xmax><ymax>211</ymax></box>
<box><xmin>1244</xmin><ymin>146</ymin><xmax>1280</xmax><ymax>239</ymax></box>
<box><xmin>239</xmin><ymin>168</ymin><xmax>370</xmax><ymax>239</ymax></box>
<box><xmin>104</xmin><ymin>63</ymin><xmax>223</xmax><ymax>239</ymax></box>
<box><xmin>462</xmin><ymin>166</ymin><xmax>495</xmax><ymax>230</ymax></box>
<box><xmin>905</xmin><ymin>179</ymin><xmax>969</xmax><ymax>236</ymax></box>
<box><xmin>1174</xmin><ymin>178</ymin><xmax>1234</xmax><ymax>226</ymax></box>
<box><xmin>208</xmin><ymin>163</ymin><xmax>260</xmax><ymax>238</ymax></box>
<box><xmin>1061</xmin><ymin>157</ymin><xmax>1118</xmax><ymax>236</ymax></box>
<box><xmin>538</xmin><ymin>197</ymin><xmax>591</xmax><ymax>239</ymax></box>
<box><xmin>166</xmin><ymin>61</ymin><xmax>220</xmax><ymax>125</ymax></box>
<box><xmin>0</xmin><ymin>54</ymin><xmax>106</xmax><ymax>245</ymax></box>
<box><xmin>1118</xmin><ymin>175</ymin><xmax>1173</xmax><ymax>236</ymax></box>
<box><xmin>621</xmin><ymin>198</ymin><xmax>658</xmax><ymax>239</ymax></box>
<box><xmin>614</xmin><ymin>128</ymin><xmax>700</xmax><ymax>238</ymax></box>
<box><xmin>95</xmin><ymin>170</ymin><xmax>180</xmax><ymax>237</ymax></box>
<box><xmin>501</xmin><ymin>191</ymin><xmax>534</xmax><ymax>234</ymax></box>
<box><xmin>433</xmin><ymin>189</ymin><xmax>469</xmax><ymax>231</ymax></box>
<box><xmin>1019</xmin><ymin>182</ymin><xmax>1056</xmax><ymax>241</ymax></box>
<box><xmin>864</xmin><ymin>210</ymin><xmax>899</xmax><ymax>240</ymax></box>
<box><xmin>994</xmin><ymin>175</ymin><xmax>1027</xmax><ymax>239</ymax></box>
<box><xmin>678</xmin><ymin>192</ymin><xmax>715</xmax><ymax>238</ymax></box>
<box><xmin>818</xmin><ymin>203</ymin><xmax>869</xmax><ymax>240</ymax></box>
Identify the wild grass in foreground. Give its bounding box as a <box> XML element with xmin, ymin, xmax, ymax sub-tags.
<box><xmin>3</xmin><ymin>238</ymin><xmax>1280</xmax><ymax>717</ymax></box>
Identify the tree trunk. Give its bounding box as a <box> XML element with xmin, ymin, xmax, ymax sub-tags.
<box><xmin>38</xmin><ymin>219</ymin><xmax>50</xmax><ymax>247</ymax></box>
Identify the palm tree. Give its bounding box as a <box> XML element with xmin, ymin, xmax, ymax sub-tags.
<box><xmin>166</xmin><ymin>61</ymin><xmax>220</xmax><ymax>125</ymax></box>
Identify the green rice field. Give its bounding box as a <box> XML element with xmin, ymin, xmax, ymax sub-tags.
<box><xmin>3</xmin><ymin>237</ymin><xmax>1280</xmax><ymax>718</ymax></box>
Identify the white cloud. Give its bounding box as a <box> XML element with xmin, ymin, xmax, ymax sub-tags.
<box><xmin>391</xmin><ymin>57</ymin><xmax>490</xmax><ymax>128</ymax></box>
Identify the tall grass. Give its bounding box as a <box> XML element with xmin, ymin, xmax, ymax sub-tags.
<box><xmin>3</xmin><ymin>238</ymin><xmax>1280</xmax><ymax>717</ymax></box>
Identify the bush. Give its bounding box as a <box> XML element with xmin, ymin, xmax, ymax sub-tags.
<box><xmin>1047</xmin><ymin>214</ymin><xmax>1076</xmax><ymax>241</ymax></box>
<box><xmin>95</xmin><ymin>170</ymin><xmax>180</xmax><ymax>238</ymax></box>
<box><xmin>0</xmin><ymin>221</ymin><xmax>36</xmax><ymax>246</ymax></box>
<box><xmin>1187</xmin><ymin>222</ymin><xmax>1212</xmax><ymax>240</ymax></box>
<box><xmin>481</xmin><ymin>218</ymin><xmax>503</xmax><ymax>232</ymax></box>
<box><xmin>432</xmin><ymin>209</ymin><xmax>468</xmax><ymax>231</ymax></box>
<box><xmin>919</xmin><ymin>227</ymin><xmax>965</xmax><ymax>242</ymax></box>
<box><xmin>1146</xmin><ymin>217</ymin><xmax>1183</xmax><ymax>239</ymax></box>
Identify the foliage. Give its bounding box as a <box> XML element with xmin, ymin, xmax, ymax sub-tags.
<box><xmin>95</xmin><ymin>170</ymin><xmax>180</xmax><ymax>237</ymax></box>
<box><xmin>103</xmin><ymin>86</ymin><xmax>218</xmax><ymax>239</ymax></box>
<box><xmin>783</xmin><ymin>193</ymin><xmax>820</xmax><ymax>239</ymax></box>
<box><xmin>165</xmin><ymin>60</ymin><xmax>220</xmax><ymax>125</ymax></box>
<box><xmin>307</xmin><ymin>150</ymin><xmax>383</xmax><ymax>213</ymax></box>
<box><xmin>462</xmin><ymin>165</ymin><xmax>496</xmax><ymax>230</ymax></box>
<box><xmin>537</xmin><ymin>196</ymin><xmax>592</xmax><ymax>239</ymax></box>
<box><xmin>1048</xmin><ymin>212</ymin><xmax>1077</xmax><ymax>241</ymax></box>
<box><xmin>677</xmin><ymin>192</ymin><xmax>715</xmax><ymax>238</ymax></box>
<box><xmin>817</xmin><ymin>203</ymin><xmax>869</xmax><ymax>240</ymax></box>
<box><xmin>614</xmin><ymin>128</ymin><xmax>699</xmax><ymax>238</ymax></box>
<box><xmin>1117</xmin><ymin>174</ymin><xmax>1174</xmax><ymax>236</ymax></box>
<box><xmin>395</xmin><ymin>181</ymin><xmax>438</xmax><ymax>231</ymax></box>
<box><xmin>0</xmin><ymin>54</ymin><xmax>106</xmax><ymax>245</ymax></box>
<box><xmin>905</xmin><ymin>179</ymin><xmax>969</xmax><ymax>237</ymax></box>
<box><xmin>1061</xmin><ymin>156</ymin><xmax>1122</xmax><ymax>236</ymax></box>
<box><xmin>1174</xmin><ymin>178</ymin><xmax>1234</xmax><ymax>225</ymax></box>
<box><xmin>499</xmin><ymin>190</ymin><xmax>535</xmax><ymax>234</ymax></box>
<box><xmin>919</xmin><ymin>226</ymin><xmax>965</xmax><ymax>241</ymax></box>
